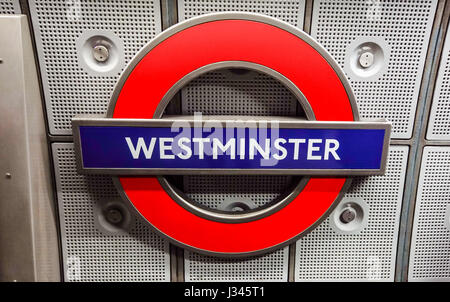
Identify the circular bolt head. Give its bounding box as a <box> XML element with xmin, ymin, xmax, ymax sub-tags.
<box><xmin>5</xmin><ymin>173</ymin><xmax>11</xmax><ymax>179</ymax></box>
<box><xmin>359</xmin><ymin>51</ymin><xmax>374</xmax><ymax>68</ymax></box>
<box><xmin>106</xmin><ymin>208</ymin><xmax>123</xmax><ymax>224</ymax></box>
<box><xmin>340</xmin><ymin>208</ymin><xmax>356</xmax><ymax>224</ymax></box>
<box><xmin>93</xmin><ymin>45</ymin><xmax>109</xmax><ymax>62</ymax></box>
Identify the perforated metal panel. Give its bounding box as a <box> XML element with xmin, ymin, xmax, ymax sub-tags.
<box><xmin>52</xmin><ymin>143</ymin><xmax>170</xmax><ymax>282</ymax></box>
<box><xmin>295</xmin><ymin>146</ymin><xmax>408</xmax><ymax>281</ymax></box>
<box><xmin>311</xmin><ymin>0</ymin><xmax>437</xmax><ymax>139</ymax></box>
<box><xmin>184</xmin><ymin>175</ymin><xmax>294</xmax><ymax>208</ymax></box>
<box><xmin>427</xmin><ymin>24</ymin><xmax>450</xmax><ymax>140</ymax></box>
<box><xmin>185</xmin><ymin>248</ymin><xmax>289</xmax><ymax>282</ymax></box>
<box><xmin>178</xmin><ymin>7</ymin><xmax>336</xmax><ymax>281</ymax></box>
<box><xmin>29</xmin><ymin>0</ymin><xmax>162</xmax><ymax>135</ymax></box>
<box><xmin>409</xmin><ymin>147</ymin><xmax>450</xmax><ymax>281</ymax></box>
<box><xmin>0</xmin><ymin>0</ymin><xmax>20</xmax><ymax>14</ymax></box>
<box><xmin>179</xmin><ymin>68</ymin><xmax>300</xmax><ymax>206</ymax></box>
<box><xmin>182</xmin><ymin>170</ymin><xmax>292</xmax><ymax>282</ymax></box>
<box><xmin>178</xmin><ymin>0</ymin><xmax>305</xmax><ymax>27</ymax></box>
<box><xmin>177</xmin><ymin>0</ymin><xmax>305</xmax><ymax>120</ymax></box>
<box><xmin>180</xmin><ymin>68</ymin><xmax>296</xmax><ymax>281</ymax></box>
<box><xmin>181</xmin><ymin>70</ymin><xmax>299</xmax><ymax>116</ymax></box>
<box><xmin>182</xmin><ymin>174</ymin><xmax>292</xmax><ymax>281</ymax></box>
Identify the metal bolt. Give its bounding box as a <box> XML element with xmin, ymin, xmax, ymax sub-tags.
<box><xmin>0</xmin><ymin>58</ymin><xmax>3</xmax><ymax>64</ymax></box>
<box><xmin>5</xmin><ymin>173</ymin><xmax>11</xmax><ymax>179</ymax></box>
<box><xmin>105</xmin><ymin>208</ymin><xmax>123</xmax><ymax>224</ymax></box>
<box><xmin>340</xmin><ymin>207</ymin><xmax>356</xmax><ymax>224</ymax></box>
<box><xmin>359</xmin><ymin>51</ymin><xmax>374</xmax><ymax>68</ymax></box>
<box><xmin>230</xmin><ymin>202</ymin><xmax>251</xmax><ymax>212</ymax></box>
<box><xmin>92</xmin><ymin>44</ymin><xmax>109</xmax><ymax>62</ymax></box>
<box><xmin>231</xmin><ymin>206</ymin><xmax>245</xmax><ymax>212</ymax></box>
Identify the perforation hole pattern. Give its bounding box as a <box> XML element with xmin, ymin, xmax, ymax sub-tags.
<box><xmin>311</xmin><ymin>0</ymin><xmax>437</xmax><ymax>139</ymax></box>
<box><xmin>0</xmin><ymin>0</ymin><xmax>19</xmax><ymax>14</ymax></box>
<box><xmin>180</xmin><ymin>70</ymin><xmax>298</xmax><ymax>281</ymax></box>
<box><xmin>427</xmin><ymin>26</ymin><xmax>450</xmax><ymax>140</ymax></box>
<box><xmin>177</xmin><ymin>0</ymin><xmax>304</xmax><ymax>280</ymax></box>
<box><xmin>185</xmin><ymin>247</ymin><xmax>288</xmax><ymax>282</ymax></box>
<box><xmin>184</xmin><ymin>175</ymin><xmax>293</xmax><ymax>209</ymax></box>
<box><xmin>295</xmin><ymin>146</ymin><xmax>408</xmax><ymax>281</ymax></box>
<box><xmin>409</xmin><ymin>147</ymin><xmax>450</xmax><ymax>281</ymax></box>
<box><xmin>182</xmin><ymin>71</ymin><xmax>298</xmax><ymax>116</ymax></box>
<box><xmin>52</xmin><ymin>143</ymin><xmax>170</xmax><ymax>282</ymax></box>
<box><xmin>29</xmin><ymin>0</ymin><xmax>161</xmax><ymax>135</ymax></box>
<box><xmin>178</xmin><ymin>0</ymin><xmax>305</xmax><ymax>26</ymax></box>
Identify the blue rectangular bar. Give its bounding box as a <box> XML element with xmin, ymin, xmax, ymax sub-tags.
<box><xmin>77</xmin><ymin>124</ymin><xmax>388</xmax><ymax>173</ymax></box>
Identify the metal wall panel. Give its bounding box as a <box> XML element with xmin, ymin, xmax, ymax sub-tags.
<box><xmin>311</xmin><ymin>0</ymin><xmax>437</xmax><ymax>139</ymax></box>
<box><xmin>0</xmin><ymin>0</ymin><xmax>20</xmax><ymax>14</ymax></box>
<box><xmin>177</xmin><ymin>0</ymin><xmax>305</xmax><ymax>119</ymax></box>
<box><xmin>52</xmin><ymin>143</ymin><xmax>170</xmax><ymax>282</ymax></box>
<box><xmin>179</xmin><ymin>69</ymin><xmax>296</xmax><ymax>281</ymax></box>
<box><xmin>409</xmin><ymin>146</ymin><xmax>450</xmax><ymax>281</ymax></box>
<box><xmin>177</xmin><ymin>53</ymin><xmax>304</xmax><ymax>279</ymax></box>
<box><xmin>29</xmin><ymin>0</ymin><xmax>162</xmax><ymax>135</ymax></box>
<box><xmin>427</xmin><ymin>23</ymin><xmax>450</xmax><ymax>141</ymax></box>
<box><xmin>178</xmin><ymin>0</ymin><xmax>305</xmax><ymax>26</ymax></box>
<box><xmin>295</xmin><ymin>146</ymin><xmax>408</xmax><ymax>281</ymax></box>
<box><xmin>181</xmin><ymin>70</ymin><xmax>298</xmax><ymax>116</ymax></box>
<box><xmin>176</xmin><ymin>0</ymin><xmax>306</xmax><ymax>279</ymax></box>
<box><xmin>182</xmin><ymin>174</ymin><xmax>291</xmax><ymax>281</ymax></box>
<box><xmin>185</xmin><ymin>248</ymin><xmax>289</xmax><ymax>282</ymax></box>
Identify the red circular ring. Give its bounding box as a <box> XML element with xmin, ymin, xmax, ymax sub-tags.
<box><xmin>111</xmin><ymin>18</ymin><xmax>355</xmax><ymax>255</ymax></box>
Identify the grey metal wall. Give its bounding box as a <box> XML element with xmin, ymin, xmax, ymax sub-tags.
<box><xmin>17</xmin><ymin>0</ymin><xmax>450</xmax><ymax>281</ymax></box>
<box><xmin>52</xmin><ymin>143</ymin><xmax>170</xmax><ymax>282</ymax></box>
<box><xmin>29</xmin><ymin>0</ymin><xmax>162</xmax><ymax>135</ymax></box>
<box><xmin>407</xmin><ymin>3</ymin><xmax>450</xmax><ymax>281</ymax></box>
<box><xmin>409</xmin><ymin>147</ymin><xmax>450</xmax><ymax>281</ymax></box>
<box><xmin>0</xmin><ymin>13</ymin><xmax>59</xmax><ymax>282</ymax></box>
<box><xmin>294</xmin><ymin>146</ymin><xmax>408</xmax><ymax>281</ymax></box>
<box><xmin>0</xmin><ymin>0</ymin><xmax>20</xmax><ymax>14</ymax></box>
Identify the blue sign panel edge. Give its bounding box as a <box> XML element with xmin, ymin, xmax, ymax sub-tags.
<box><xmin>72</xmin><ymin>117</ymin><xmax>391</xmax><ymax>176</ymax></box>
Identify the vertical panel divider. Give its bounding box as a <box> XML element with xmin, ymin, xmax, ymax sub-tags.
<box><xmin>399</xmin><ymin>0</ymin><xmax>450</xmax><ymax>281</ymax></box>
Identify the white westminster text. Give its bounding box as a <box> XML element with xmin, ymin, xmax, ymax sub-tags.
<box><xmin>124</xmin><ymin>136</ymin><xmax>341</xmax><ymax>161</ymax></box>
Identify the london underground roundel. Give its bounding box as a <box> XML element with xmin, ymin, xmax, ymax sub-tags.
<box><xmin>72</xmin><ymin>13</ymin><xmax>391</xmax><ymax>256</ymax></box>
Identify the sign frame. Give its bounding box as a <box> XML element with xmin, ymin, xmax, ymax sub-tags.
<box><xmin>73</xmin><ymin>116</ymin><xmax>391</xmax><ymax>176</ymax></box>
